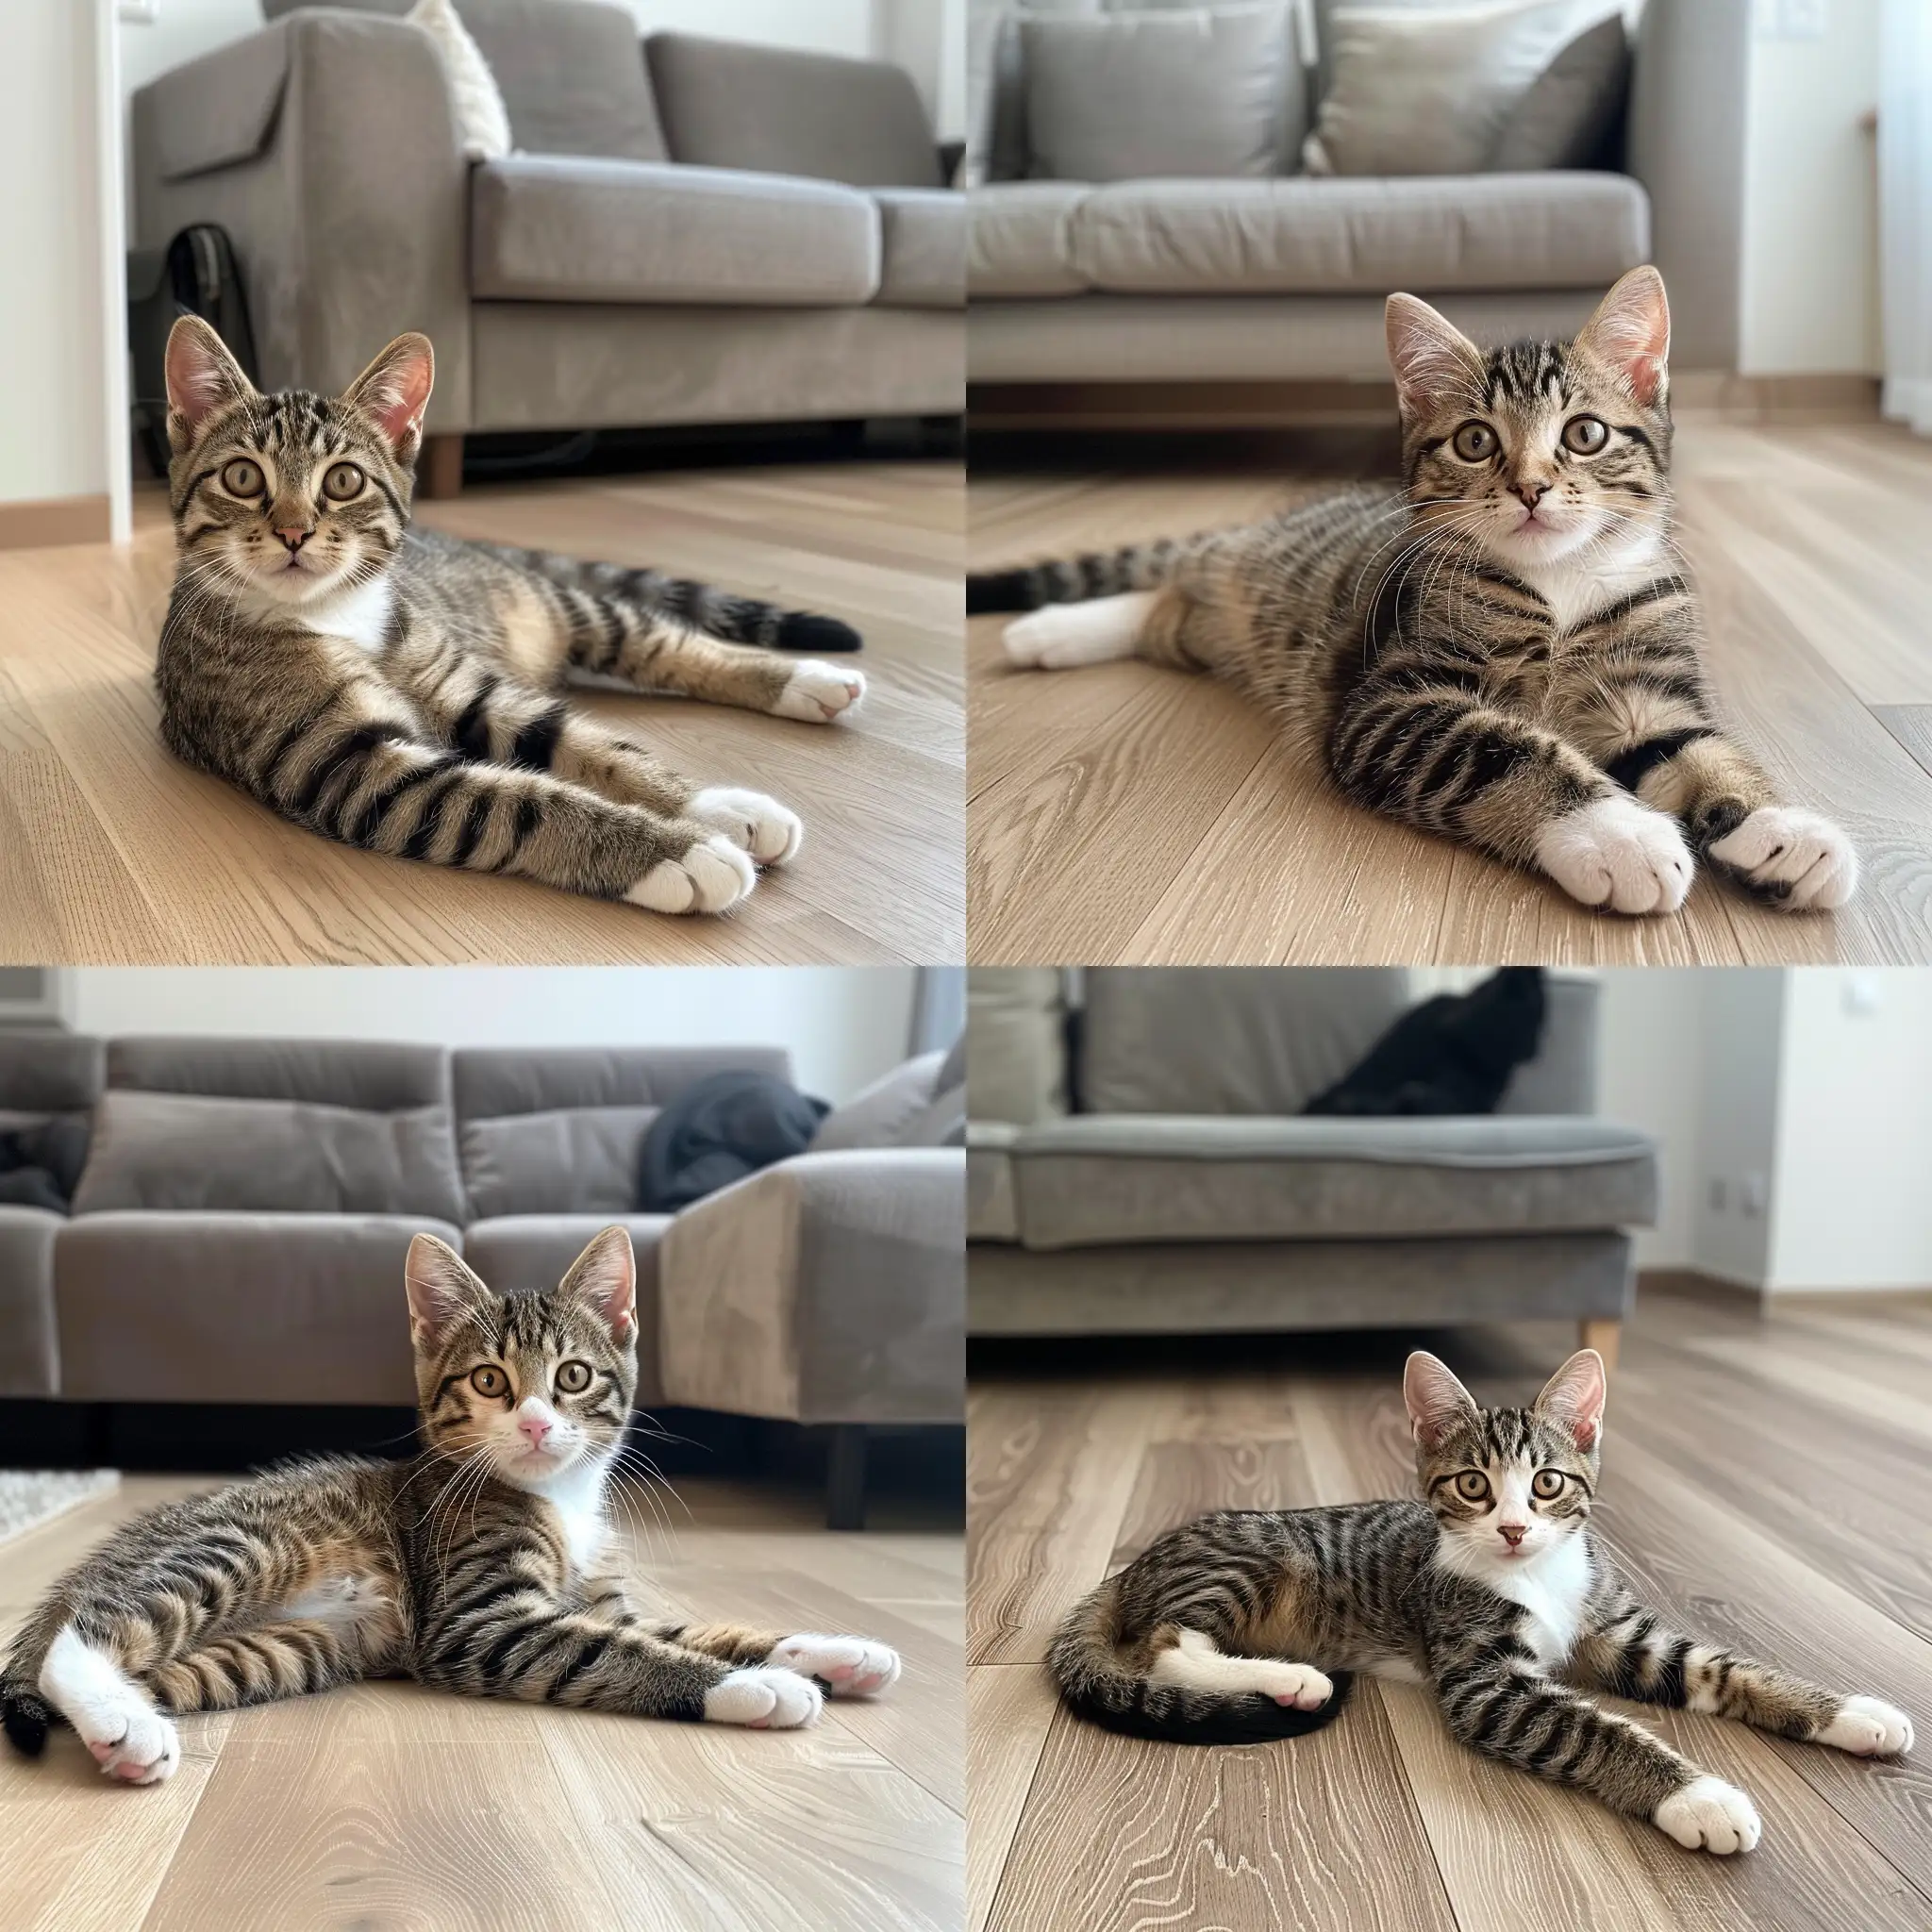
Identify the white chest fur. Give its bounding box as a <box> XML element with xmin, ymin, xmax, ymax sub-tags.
<box><xmin>296</xmin><ymin>575</ymin><xmax>395</xmax><ymax>655</ymax></box>
<box><xmin>530</xmin><ymin>1460</ymin><xmax>608</xmax><ymax>1575</ymax></box>
<box><xmin>1491</xmin><ymin>1535</ymin><xmax>1592</xmax><ymax>1670</ymax></box>
<box><xmin>1519</xmin><ymin>533</ymin><xmax>1667</xmax><ymax>636</ymax></box>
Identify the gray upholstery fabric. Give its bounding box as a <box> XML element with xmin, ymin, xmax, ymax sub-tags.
<box><xmin>658</xmin><ymin>1150</ymin><xmax>964</xmax><ymax>1424</ymax></box>
<box><xmin>645</xmin><ymin>33</ymin><xmax>944</xmax><ymax>189</ymax></box>
<box><xmin>453</xmin><ymin>0</ymin><xmax>665</xmax><ymax>161</ymax></box>
<box><xmin>1007</xmin><ymin>1114</ymin><xmax>1657</xmax><ymax>1249</ymax></box>
<box><xmin>874</xmin><ymin>190</ymin><xmax>968</xmax><ymax>308</ymax></box>
<box><xmin>0</xmin><ymin>1208</ymin><xmax>61</xmax><ymax>1397</ymax></box>
<box><xmin>453</xmin><ymin>1046</ymin><xmax>791</xmax><ymax>1120</ymax></box>
<box><xmin>459</xmin><ymin>1107</ymin><xmax>660</xmax><ymax>1219</ymax></box>
<box><xmin>812</xmin><ymin>1053</ymin><xmax>945</xmax><ymax>1153</ymax></box>
<box><xmin>132</xmin><ymin>15</ymin><xmax>474</xmax><ymax>430</ymax></box>
<box><xmin>1080</xmin><ymin>968</ymin><xmax>1408</xmax><ymax>1114</ymax></box>
<box><xmin>969</xmin><ymin>1231</ymin><xmax>1635</xmax><ymax>1336</ymax></box>
<box><xmin>1491</xmin><ymin>13</ymin><xmax>1630</xmax><ymax>171</ymax></box>
<box><xmin>461</xmin><ymin>1214</ymin><xmax>671</xmax><ymax>1405</ymax></box>
<box><xmin>107</xmin><ymin>1036</ymin><xmax>450</xmax><ymax>1109</ymax></box>
<box><xmin>965</xmin><ymin>288</ymin><xmax>1610</xmax><ymax>382</ymax></box>
<box><xmin>970</xmin><ymin>174</ymin><xmax>1650</xmax><ymax>299</ymax></box>
<box><xmin>54</xmin><ymin>1212</ymin><xmax>454</xmax><ymax>1404</ymax></box>
<box><xmin>471</xmin><ymin>157</ymin><xmax>881</xmax><ymax>307</ymax></box>
<box><xmin>70</xmin><ymin>1090</ymin><xmax>467</xmax><ymax>1224</ymax></box>
<box><xmin>470</xmin><ymin>301</ymin><xmax>962</xmax><ymax>429</ymax></box>
<box><xmin>146</xmin><ymin>24</ymin><xmax>290</xmax><ymax>181</ymax></box>
<box><xmin>967</xmin><ymin>1123</ymin><xmax>1019</xmax><ymax>1241</ymax></box>
<box><xmin>966</xmin><ymin>970</ymin><xmax>1068</xmax><ymax>1124</ymax></box>
<box><xmin>1020</xmin><ymin>6</ymin><xmax>1303</xmax><ymax>183</ymax></box>
<box><xmin>0</xmin><ymin>1033</ymin><xmax>104</xmax><ymax>1113</ymax></box>
<box><xmin>968</xmin><ymin>183</ymin><xmax>1092</xmax><ymax>298</ymax></box>
<box><xmin>1498</xmin><ymin>976</ymin><xmax>1598</xmax><ymax>1115</ymax></box>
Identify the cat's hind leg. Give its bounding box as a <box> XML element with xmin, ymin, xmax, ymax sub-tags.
<box><xmin>145</xmin><ymin>1615</ymin><xmax>389</xmax><ymax>1718</ymax></box>
<box><xmin>36</xmin><ymin>1625</ymin><xmax>180</xmax><ymax>1785</ymax></box>
<box><xmin>649</xmin><ymin>1620</ymin><xmax>901</xmax><ymax>1698</ymax></box>
<box><xmin>1146</xmin><ymin>1626</ymin><xmax>1334</xmax><ymax>1712</ymax></box>
<box><xmin>1003</xmin><ymin>591</ymin><xmax>1158</xmax><ymax>670</ymax></box>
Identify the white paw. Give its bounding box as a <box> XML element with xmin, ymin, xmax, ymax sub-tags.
<box><xmin>83</xmin><ymin>1704</ymin><xmax>180</xmax><ymax>1786</ymax></box>
<box><xmin>1654</xmin><ymin>1774</ymin><xmax>1761</xmax><ymax>1855</ymax></box>
<box><xmin>688</xmin><ymin>787</ymin><xmax>803</xmax><ymax>865</ymax></box>
<box><xmin>1242</xmin><ymin>1660</ymin><xmax>1335</xmax><ymax>1710</ymax></box>
<box><xmin>1537</xmin><ymin>794</ymin><xmax>1693</xmax><ymax>915</ymax></box>
<box><xmin>768</xmin><ymin>1633</ymin><xmax>901</xmax><ymax>1698</ymax></box>
<box><xmin>1816</xmin><ymin>1694</ymin><xmax>1913</xmax><ymax>1757</ymax></box>
<box><xmin>624</xmin><ymin>834</ymin><xmax>757</xmax><ymax>915</ymax></box>
<box><xmin>1709</xmin><ymin>806</ymin><xmax>1858</xmax><ymax>910</ymax></box>
<box><xmin>774</xmin><ymin>660</ymin><xmax>865</xmax><ymax>723</ymax></box>
<box><xmin>703</xmin><ymin>1666</ymin><xmax>824</xmax><ymax>1730</ymax></box>
<box><xmin>1003</xmin><ymin>591</ymin><xmax>1152</xmax><ymax>670</ymax></box>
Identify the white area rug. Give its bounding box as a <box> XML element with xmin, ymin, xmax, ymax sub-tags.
<box><xmin>0</xmin><ymin>1470</ymin><xmax>119</xmax><ymax>1547</ymax></box>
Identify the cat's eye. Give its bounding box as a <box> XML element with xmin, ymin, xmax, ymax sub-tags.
<box><xmin>1451</xmin><ymin>422</ymin><xmax>1497</xmax><ymax>462</ymax></box>
<box><xmin>322</xmin><ymin>461</ymin><xmax>365</xmax><ymax>502</ymax></box>
<box><xmin>221</xmin><ymin>459</ymin><xmax>263</xmax><ymax>497</ymax></box>
<box><xmin>1532</xmin><ymin>1469</ymin><xmax>1566</xmax><ymax>1499</ymax></box>
<box><xmin>470</xmin><ymin>1364</ymin><xmax>508</xmax><ymax>1398</ymax></box>
<box><xmin>1454</xmin><ymin>1471</ymin><xmax>1491</xmax><ymax>1502</ymax></box>
<box><xmin>555</xmin><ymin>1360</ymin><xmax>592</xmax><ymax>1394</ymax></box>
<box><xmin>1562</xmin><ymin>415</ymin><xmax>1608</xmax><ymax>455</ymax></box>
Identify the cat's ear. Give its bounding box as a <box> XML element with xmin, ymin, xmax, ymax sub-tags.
<box><xmin>164</xmin><ymin>315</ymin><xmax>256</xmax><ymax>452</ymax></box>
<box><xmin>1385</xmin><ymin>293</ymin><xmax>1486</xmax><ymax>421</ymax></box>
<box><xmin>1575</xmin><ymin>266</ymin><xmax>1670</xmax><ymax>408</ymax></box>
<box><xmin>404</xmin><ymin>1233</ymin><xmax>491</xmax><ymax>1349</ymax></box>
<box><xmin>558</xmin><ymin>1225</ymin><xmax>637</xmax><ymax>1346</ymax></box>
<box><xmin>342</xmin><ymin>333</ymin><xmax>436</xmax><ymax>463</ymax></box>
<box><xmin>1535</xmin><ymin>1349</ymin><xmax>1607</xmax><ymax>1453</ymax></box>
<box><xmin>1404</xmin><ymin>1351</ymin><xmax>1480</xmax><ymax>1451</ymax></box>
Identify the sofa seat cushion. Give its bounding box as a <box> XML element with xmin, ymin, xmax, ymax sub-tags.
<box><xmin>971</xmin><ymin>174</ymin><xmax>1649</xmax><ymax>301</ymax></box>
<box><xmin>462</xmin><ymin>1214</ymin><xmax>671</xmax><ymax>1403</ymax></box>
<box><xmin>471</xmin><ymin>157</ymin><xmax>881</xmax><ymax>307</ymax></box>
<box><xmin>1073</xmin><ymin>173</ymin><xmax>1650</xmax><ymax>296</ymax></box>
<box><xmin>874</xmin><ymin>191</ymin><xmax>966</xmax><ymax>308</ymax></box>
<box><xmin>1006</xmin><ymin>1115</ymin><xmax>1657</xmax><ymax>1250</ymax></box>
<box><xmin>970</xmin><ymin>182</ymin><xmax>1093</xmax><ymax>298</ymax></box>
<box><xmin>54</xmin><ymin>1212</ymin><xmax>459</xmax><ymax>1404</ymax></box>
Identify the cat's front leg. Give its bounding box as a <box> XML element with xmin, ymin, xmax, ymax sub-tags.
<box><xmin>649</xmin><ymin>1620</ymin><xmax>901</xmax><ymax>1698</ymax></box>
<box><xmin>1328</xmin><ymin>684</ymin><xmax>1693</xmax><ymax>914</ymax></box>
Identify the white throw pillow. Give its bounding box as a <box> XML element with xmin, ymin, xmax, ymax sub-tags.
<box><xmin>1305</xmin><ymin>0</ymin><xmax>1614</xmax><ymax>177</ymax></box>
<box><xmin>408</xmin><ymin>0</ymin><xmax>512</xmax><ymax>162</ymax></box>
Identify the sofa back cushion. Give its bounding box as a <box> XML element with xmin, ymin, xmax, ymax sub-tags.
<box><xmin>968</xmin><ymin>972</ymin><xmax>1067</xmax><ymax>1125</ymax></box>
<box><xmin>461</xmin><ymin>1106</ymin><xmax>660</xmax><ymax>1220</ymax></box>
<box><xmin>261</xmin><ymin>0</ymin><xmax>666</xmax><ymax>160</ymax></box>
<box><xmin>0</xmin><ymin>1032</ymin><xmax>104</xmax><ymax>1115</ymax></box>
<box><xmin>71</xmin><ymin>1090</ymin><xmax>466</xmax><ymax>1221</ymax></box>
<box><xmin>1080</xmin><ymin>968</ymin><xmax>1409</xmax><ymax>1115</ymax></box>
<box><xmin>107</xmin><ymin>1036</ymin><xmax>449</xmax><ymax>1111</ymax></box>
<box><xmin>646</xmin><ymin>33</ymin><xmax>943</xmax><ymax>188</ymax></box>
<box><xmin>813</xmin><ymin>1051</ymin><xmax>946</xmax><ymax>1152</ymax></box>
<box><xmin>1020</xmin><ymin>5</ymin><xmax>1305</xmax><ymax>183</ymax></box>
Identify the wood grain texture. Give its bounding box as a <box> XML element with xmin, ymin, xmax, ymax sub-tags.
<box><xmin>967</xmin><ymin>1287</ymin><xmax>1932</xmax><ymax>1930</ymax></box>
<box><xmin>0</xmin><ymin>1475</ymin><xmax>961</xmax><ymax>1932</ymax></box>
<box><xmin>967</xmin><ymin>416</ymin><xmax>1932</xmax><ymax>964</ymax></box>
<box><xmin>0</xmin><ymin>465</ymin><xmax>961</xmax><ymax>965</ymax></box>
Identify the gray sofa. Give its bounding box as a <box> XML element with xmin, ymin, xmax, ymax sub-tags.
<box><xmin>968</xmin><ymin>969</ymin><xmax>1657</xmax><ymax>1360</ymax></box>
<box><xmin>0</xmin><ymin>1032</ymin><xmax>963</xmax><ymax>1526</ymax></box>
<box><xmin>131</xmin><ymin>0</ymin><xmax>965</xmax><ymax>491</ymax></box>
<box><xmin>967</xmin><ymin>0</ymin><xmax>1746</xmax><ymax>388</ymax></box>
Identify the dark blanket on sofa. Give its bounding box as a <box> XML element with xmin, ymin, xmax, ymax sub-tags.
<box><xmin>1303</xmin><ymin>968</ymin><xmax>1546</xmax><ymax>1116</ymax></box>
<box><xmin>636</xmin><ymin>1071</ymin><xmax>829</xmax><ymax>1211</ymax></box>
<box><xmin>0</xmin><ymin>1117</ymin><xmax>91</xmax><ymax>1212</ymax></box>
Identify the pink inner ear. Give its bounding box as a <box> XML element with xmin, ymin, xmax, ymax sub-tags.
<box><xmin>365</xmin><ymin>355</ymin><xmax>433</xmax><ymax>447</ymax></box>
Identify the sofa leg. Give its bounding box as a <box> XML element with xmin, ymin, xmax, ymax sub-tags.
<box><xmin>826</xmin><ymin>1424</ymin><xmax>868</xmax><ymax>1531</ymax></box>
<box><xmin>1579</xmin><ymin>1318</ymin><xmax>1621</xmax><ymax>1371</ymax></box>
<box><xmin>418</xmin><ymin>433</ymin><xmax>464</xmax><ymax>500</ymax></box>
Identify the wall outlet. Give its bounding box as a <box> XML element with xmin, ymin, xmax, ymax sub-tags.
<box><xmin>1741</xmin><ymin>1173</ymin><xmax>1769</xmax><ymax>1217</ymax></box>
<box><xmin>1707</xmin><ymin>1177</ymin><xmax>1728</xmax><ymax>1212</ymax></box>
<box><xmin>1842</xmin><ymin>972</ymin><xmax>1882</xmax><ymax>1016</ymax></box>
<box><xmin>1756</xmin><ymin>0</ymin><xmax>1827</xmax><ymax>36</ymax></box>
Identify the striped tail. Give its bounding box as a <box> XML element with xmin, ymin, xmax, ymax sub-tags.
<box><xmin>967</xmin><ymin>538</ymin><xmax>1185</xmax><ymax>615</ymax></box>
<box><xmin>491</xmin><ymin>543</ymin><xmax>861</xmax><ymax>652</ymax></box>
<box><xmin>1047</xmin><ymin>1581</ymin><xmax>1352</xmax><ymax>1746</ymax></box>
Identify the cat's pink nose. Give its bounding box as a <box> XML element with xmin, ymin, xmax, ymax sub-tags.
<box><xmin>518</xmin><ymin>1413</ymin><xmax>552</xmax><ymax>1445</ymax></box>
<box><xmin>1510</xmin><ymin>482</ymin><xmax>1549</xmax><ymax>508</ymax></box>
<box><xmin>275</xmin><ymin>525</ymin><xmax>310</xmax><ymax>551</ymax></box>
<box><xmin>1499</xmin><ymin>1522</ymin><xmax>1527</xmax><ymax>1546</ymax></box>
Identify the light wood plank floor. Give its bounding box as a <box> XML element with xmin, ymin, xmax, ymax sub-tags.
<box><xmin>0</xmin><ymin>1476</ymin><xmax>962</xmax><ymax>1932</ymax></box>
<box><xmin>968</xmin><ymin>416</ymin><xmax>1932</xmax><ymax>965</ymax></box>
<box><xmin>0</xmin><ymin>464</ymin><xmax>962</xmax><ymax>966</ymax></box>
<box><xmin>967</xmin><ymin>1286</ymin><xmax>1932</xmax><ymax>1932</ymax></box>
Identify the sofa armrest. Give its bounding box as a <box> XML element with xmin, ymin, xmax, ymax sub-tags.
<box><xmin>1625</xmin><ymin>0</ymin><xmax>1749</xmax><ymax>370</ymax></box>
<box><xmin>1500</xmin><ymin>975</ymin><xmax>1599</xmax><ymax>1117</ymax></box>
<box><xmin>0</xmin><ymin>1207</ymin><xmax>62</xmax><ymax>1397</ymax></box>
<box><xmin>657</xmin><ymin>1150</ymin><xmax>963</xmax><ymax>1425</ymax></box>
<box><xmin>131</xmin><ymin>14</ymin><xmax>473</xmax><ymax>429</ymax></box>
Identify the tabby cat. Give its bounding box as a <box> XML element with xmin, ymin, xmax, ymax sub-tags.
<box><xmin>971</xmin><ymin>268</ymin><xmax>1857</xmax><ymax>916</ymax></box>
<box><xmin>0</xmin><ymin>1227</ymin><xmax>898</xmax><ymax>1785</ymax></box>
<box><xmin>158</xmin><ymin>316</ymin><xmax>868</xmax><ymax>917</ymax></box>
<box><xmin>1049</xmin><ymin>1349</ymin><xmax>1910</xmax><ymax>1856</ymax></box>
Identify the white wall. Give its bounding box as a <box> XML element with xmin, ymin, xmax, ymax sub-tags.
<box><xmin>0</xmin><ymin>1</ymin><xmax>112</xmax><ymax>508</ymax></box>
<box><xmin>1594</xmin><ymin>970</ymin><xmax>1707</xmax><ymax>1270</ymax></box>
<box><xmin>1740</xmin><ymin>0</ymin><xmax>1883</xmax><ymax>375</ymax></box>
<box><xmin>117</xmin><ymin>0</ymin><xmax>262</xmax><ymax>97</ymax></box>
<box><xmin>60</xmin><ymin>967</ymin><xmax>920</xmax><ymax>1104</ymax></box>
<box><xmin>1688</xmin><ymin>968</ymin><xmax>1785</xmax><ymax>1287</ymax></box>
